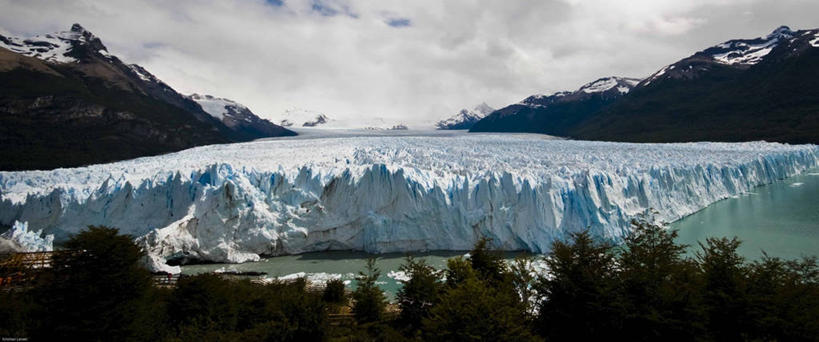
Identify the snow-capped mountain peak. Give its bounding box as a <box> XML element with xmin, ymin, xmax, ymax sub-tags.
<box><xmin>472</xmin><ymin>102</ymin><xmax>495</xmax><ymax>116</ymax></box>
<box><xmin>767</xmin><ymin>25</ymin><xmax>795</xmax><ymax>40</ymax></box>
<box><xmin>0</xmin><ymin>23</ymin><xmax>108</xmax><ymax>64</ymax></box>
<box><xmin>706</xmin><ymin>26</ymin><xmax>795</xmax><ymax>66</ymax></box>
<box><xmin>643</xmin><ymin>26</ymin><xmax>819</xmax><ymax>86</ymax></box>
<box><xmin>517</xmin><ymin>76</ymin><xmax>641</xmax><ymax>109</ymax></box>
<box><xmin>436</xmin><ymin>103</ymin><xmax>496</xmax><ymax>130</ymax></box>
<box><xmin>520</xmin><ymin>91</ymin><xmax>571</xmax><ymax>105</ymax></box>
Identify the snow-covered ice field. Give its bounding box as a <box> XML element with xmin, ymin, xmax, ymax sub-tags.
<box><xmin>1</xmin><ymin>131</ymin><xmax>817</xmax><ymax>271</ymax></box>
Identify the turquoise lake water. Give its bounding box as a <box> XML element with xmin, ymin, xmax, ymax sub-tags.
<box><xmin>182</xmin><ymin>169</ymin><xmax>819</xmax><ymax>296</ymax></box>
<box><xmin>673</xmin><ymin>169</ymin><xmax>819</xmax><ymax>260</ymax></box>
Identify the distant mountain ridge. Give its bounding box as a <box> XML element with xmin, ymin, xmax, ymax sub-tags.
<box><xmin>471</xmin><ymin>26</ymin><xmax>819</xmax><ymax>144</ymax></box>
<box><xmin>436</xmin><ymin>102</ymin><xmax>495</xmax><ymax>130</ymax></box>
<box><xmin>277</xmin><ymin>108</ymin><xmax>332</xmax><ymax>128</ymax></box>
<box><xmin>0</xmin><ymin>24</ymin><xmax>294</xmax><ymax>170</ymax></box>
<box><xmin>470</xmin><ymin>76</ymin><xmax>640</xmax><ymax>135</ymax></box>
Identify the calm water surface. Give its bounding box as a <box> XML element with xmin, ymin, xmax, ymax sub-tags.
<box><xmin>673</xmin><ymin>169</ymin><xmax>819</xmax><ymax>259</ymax></box>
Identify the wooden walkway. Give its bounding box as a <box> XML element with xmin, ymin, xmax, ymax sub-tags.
<box><xmin>0</xmin><ymin>251</ymin><xmax>64</xmax><ymax>287</ymax></box>
<box><xmin>0</xmin><ymin>251</ymin><xmax>182</xmax><ymax>288</ymax></box>
<box><xmin>152</xmin><ymin>273</ymin><xmax>182</xmax><ymax>287</ymax></box>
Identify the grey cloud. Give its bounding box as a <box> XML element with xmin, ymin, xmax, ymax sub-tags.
<box><xmin>0</xmin><ymin>0</ymin><xmax>814</xmax><ymax>124</ymax></box>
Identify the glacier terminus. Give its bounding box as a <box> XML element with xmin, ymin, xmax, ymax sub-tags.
<box><xmin>0</xmin><ymin>131</ymin><xmax>817</xmax><ymax>272</ymax></box>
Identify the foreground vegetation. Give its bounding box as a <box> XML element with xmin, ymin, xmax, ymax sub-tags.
<box><xmin>1</xmin><ymin>222</ymin><xmax>818</xmax><ymax>341</ymax></box>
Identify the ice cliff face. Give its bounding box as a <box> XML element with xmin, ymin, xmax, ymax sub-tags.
<box><xmin>0</xmin><ymin>133</ymin><xmax>816</xmax><ymax>270</ymax></box>
<box><xmin>0</xmin><ymin>221</ymin><xmax>54</xmax><ymax>253</ymax></box>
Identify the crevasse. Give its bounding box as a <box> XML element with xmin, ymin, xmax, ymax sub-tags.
<box><xmin>0</xmin><ymin>134</ymin><xmax>816</xmax><ymax>270</ymax></box>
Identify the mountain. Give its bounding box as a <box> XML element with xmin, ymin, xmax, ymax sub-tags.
<box><xmin>436</xmin><ymin>102</ymin><xmax>495</xmax><ymax>130</ymax></box>
<box><xmin>571</xmin><ymin>26</ymin><xmax>819</xmax><ymax>144</ymax></box>
<box><xmin>274</xmin><ymin>108</ymin><xmax>411</xmax><ymax>130</ymax></box>
<box><xmin>188</xmin><ymin>94</ymin><xmax>292</xmax><ymax>137</ymax></box>
<box><xmin>276</xmin><ymin>108</ymin><xmax>333</xmax><ymax>128</ymax></box>
<box><xmin>641</xmin><ymin>26</ymin><xmax>799</xmax><ymax>86</ymax></box>
<box><xmin>0</xmin><ymin>24</ymin><xmax>294</xmax><ymax>171</ymax></box>
<box><xmin>472</xmin><ymin>26</ymin><xmax>819</xmax><ymax>144</ymax></box>
<box><xmin>469</xmin><ymin>77</ymin><xmax>640</xmax><ymax>135</ymax></box>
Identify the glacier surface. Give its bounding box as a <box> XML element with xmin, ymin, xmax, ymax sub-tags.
<box><xmin>1</xmin><ymin>132</ymin><xmax>817</xmax><ymax>271</ymax></box>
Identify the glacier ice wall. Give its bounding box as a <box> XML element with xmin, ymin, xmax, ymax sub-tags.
<box><xmin>0</xmin><ymin>134</ymin><xmax>817</xmax><ymax>267</ymax></box>
<box><xmin>0</xmin><ymin>220</ymin><xmax>54</xmax><ymax>252</ymax></box>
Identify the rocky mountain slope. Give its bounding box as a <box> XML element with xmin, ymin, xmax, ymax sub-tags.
<box><xmin>470</xmin><ymin>77</ymin><xmax>640</xmax><ymax>135</ymax></box>
<box><xmin>436</xmin><ymin>103</ymin><xmax>495</xmax><ymax>130</ymax></box>
<box><xmin>0</xmin><ymin>24</ymin><xmax>294</xmax><ymax>171</ymax></box>
<box><xmin>188</xmin><ymin>94</ymin><xmax>292</xmax><ymax>138</ymax></box>
<box><xmin>572</xmin><ymin>26</ymin><xmax>819</xmax><ymax>143</ymax></box>
<box><xmin>471</xmin><ymin>26</ymin><xmax>819</xmax><ymax>144</ymax></box>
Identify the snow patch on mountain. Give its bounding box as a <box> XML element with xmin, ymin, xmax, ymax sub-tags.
<box><xmin>517</xmin><ymin>77</ymin><xmax>641</xmax><ymax>108</ymax></box>
<box><xmin>519</xmin><ymin>91</ymin><xmax>571</xmax><ymax>107</ymax></box>
<box><xmin>188</xmin><ymin>94</ymin><xmax>248</xmax><ymax>121</ymax></box>
<box><xmin>579</xmin><ymin>77</ymin><xmax>640</xmax><ymax>94</ymax></box>
<box><xmin>810</xmin><ymin>32</ymin><xmax>819</xmax><ymax>47</ymax></box>
<box><xmin>644</xmin><ymin>65</ymin><xmax>673</xmax><ymax>85</ymax></box>
<box><xmin>128</xmin><ymin>64</ymin><xmax>154</xmax><ymax>82</ymax></box>
<box><xmin>0</xmin><ymin>133</ymin><xmax>816</xmax><ymax>271</ymax></box>
<box><xmin>709</xmin><ymin>26</ymin><xmax>794</xmax><ymax>66</ymax></box>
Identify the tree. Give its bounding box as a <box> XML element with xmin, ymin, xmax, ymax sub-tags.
<box><xmin>698</xmin><ymin>237</ymin><xmax>748</xmax><ymax>341</ymax></box>
<box><xmin>444</xmin><ymin>256</ymin><xmax>476</xmax><ymax>288</ymax></box>
<box><xmin>509</xmin><ymin>254</ymin><xmax>538</xmax><ymax>319</ymax></box>
<box><xmin>168</xmin><ymin>273</ymin><xmax>241</xmax><ymax>333</ymax></box>
<box><xmin>469</xmin><ymin>237</ymin><xmax>507</xmax><ymax>285</ymax></box>
<box><xmin>169</xmin><ymin>274</ymin><xmax>327</xmax><ymax>341</ymax></box>
<box><xmin>423</xmin><ymin>261</ymin><xmax>540</xmax><ymax>342</ymax></box>
<box><xmin>352</xmin><ymin>258</ymin><xmax>387</xmax><ymax>324</ymax></box>
<box><xmin>745</xmin><ymin>255</ymin><xmax>819</xmax><ymax>341</ymax></box>
<box><xmin>396</xmin><ymin>256</ymin><xmax>443</xmax><ymax>331</ymax></box>
<box><xmin>534</xmin><ymin>231</ymin><xmax>621</xmax><ymax>340</ymax></box>
<box><xmin>32</xmin><ymin>226</ymin><xmax>154</xmax><ymax>341</ymax></box>
<box><xmin>322</xmin><ymin>278</ymin><xmax>347</xmax><ymax>305</ymax></box>
<box><xmin>616</xmin><ymin>220</ymin><xmax>705</xmax><ymax>340</ymax></box>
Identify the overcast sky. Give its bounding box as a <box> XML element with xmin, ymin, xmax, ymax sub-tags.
<box><xmin>1</xmin><ymin>0</ymin><xmax>817</xmax><ymax>124</ymax></box>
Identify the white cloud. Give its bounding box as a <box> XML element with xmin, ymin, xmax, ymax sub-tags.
<box><xmin>0</xmin><ymin>0</ymin><xmax>816</xmax><ymax>124</ymax></box>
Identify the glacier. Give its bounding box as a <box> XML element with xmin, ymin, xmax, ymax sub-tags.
<box><xmin>0</xmin><ymin>132</ymin><xmax>817</xmax><ymax>271</ymax></box>
<box><xmin>0</xmin><ymin>220</ymin><xmax>54</xmax><ymax>253</ymax></box>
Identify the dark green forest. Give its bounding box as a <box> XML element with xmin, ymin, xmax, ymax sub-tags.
<box><xmin>1</xmin><ymin>223</ymin><xmax>817</xmax><ymax>341</ymax></box>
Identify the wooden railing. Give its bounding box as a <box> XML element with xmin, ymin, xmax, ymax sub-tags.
<box><xmin>152</xmin><ymin>273</ymin><xmax>182</xmax><ymax>287</ymax></box>
<box><xmin>0</xmin><ymin>251</ymin><xmax>67</xmax><ymax>288</ymax></box>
